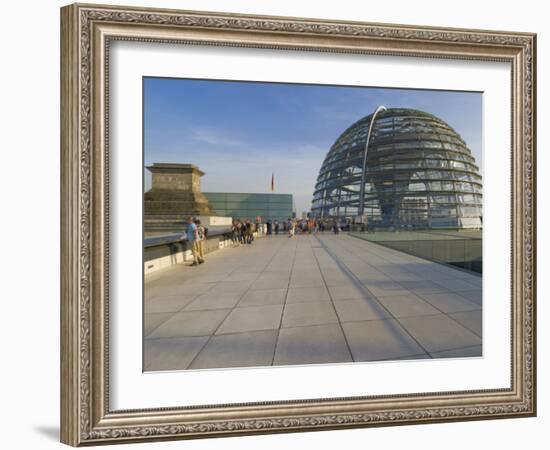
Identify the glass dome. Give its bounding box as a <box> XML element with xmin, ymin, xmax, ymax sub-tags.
<box><xmin>311</xmin><ymin>107</ymin><xmax>483</xmax><ymax>229</ymax></box>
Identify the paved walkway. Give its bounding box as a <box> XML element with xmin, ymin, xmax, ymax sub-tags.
<box><xmin>144</xmin><ymin>233</ymin><xmax>482</xmax><ymax>371</ymax></box>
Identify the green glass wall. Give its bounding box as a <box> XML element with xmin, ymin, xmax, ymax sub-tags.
<box><xmin>204</xmin><ymin>192</ymin><xmax>293</xmax><ymax>223</ymax></box>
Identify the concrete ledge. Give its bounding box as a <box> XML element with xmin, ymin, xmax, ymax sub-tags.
<box><xmin>144</xmin><ymin>229</ymin><xmax>264</xmax><ymax>276</ymax></box>
<box><xmin>144</xmin><ymin>236</ymin><xmax>231</xmax><ymax>276</ymax></box>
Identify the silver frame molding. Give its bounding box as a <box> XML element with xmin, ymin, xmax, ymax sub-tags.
<box><xmin>60</xmin><ymin>3</ymin><xmax>536</xmax><ymax>446</ymax></box>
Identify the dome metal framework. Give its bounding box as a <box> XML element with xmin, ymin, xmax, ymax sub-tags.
<box><xmin>311</xmin><ymin>107</ymin><xmax>483</xmax><ymax>229</ymax></box>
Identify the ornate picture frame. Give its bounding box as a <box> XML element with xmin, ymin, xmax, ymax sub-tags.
<box><xmin>60</xmin><ymin>2</ymin><xmax>536</xmax><ymax>446</ymax></box>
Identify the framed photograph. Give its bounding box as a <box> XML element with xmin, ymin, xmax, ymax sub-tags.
<box><xmin>60</xmin><ymin>3</ymin><xmax>536</xmax><ymax>446</ymax></box>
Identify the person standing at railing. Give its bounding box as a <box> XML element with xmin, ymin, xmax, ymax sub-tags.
<box><xmin>185</xmin><ymin>216</ymin><xmax>200</xmax><ymax>266</ymax></box>
<box><xmin>194</xmin><ymin>218</ymin><xmax>206</xmax><ymax>264</ymax></box>
<box><xmin>245</xmin><ymin>219</ymin><xmax>254</xmax><ymax>244</ymax></box>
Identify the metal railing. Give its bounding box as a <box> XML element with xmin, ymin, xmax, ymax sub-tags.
<box><xmin>144</xmin><ymin>226</ymin><xmax>232</xmax><ymax>248</ymax></box>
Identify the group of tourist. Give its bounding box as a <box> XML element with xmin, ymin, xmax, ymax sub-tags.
<box><xmin>266</xmin><ymin>218</ymin><xmax>328</xmax><ymax>236</ymax></box>
<box><xmin>265</xmin><ymin>217</ymin><xmax>367</xmax><ymax>236</ymax></box>
<box><xmin>184</xmin><ymin>214</ymin><xmax>369</xmax><ymax>266</ymax></box>
<box><xmin>230</xmin><ymin>219</ymin><xmax>258</xmax><ymax>246</ymax></box>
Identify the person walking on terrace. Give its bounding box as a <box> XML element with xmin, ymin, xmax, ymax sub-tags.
<box><xmin>332</xmin><ymin>219</ymin><xmax>339</xmax><ymax>235</ymax></box>
<box><xmin>288</xmin><ymin>219</ymin><xmax>296</xmax><ymax>238</ymax></box>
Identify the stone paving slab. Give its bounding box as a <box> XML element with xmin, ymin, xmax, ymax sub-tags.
<box><xmin>323</xmin><ymin>275</ymin><xmax>351</xmax><ymax>286</ymax></box>
<box><xmin>250</xmin><ymin>278</ymin><xmax>289</xmax><ymax>290</ymax></box>
<box><xmin>282</xmin><ymin>302</ymin><xmax>339</xmax><ymax>328</ymax></box>
<box><xmin>147</xmin><ymin>282</ymin><xmax>213</xmax><ymax>299</ymax></box>
<box><xmin>456</xmin><ymin>289</ymin><xmax>483</xmax><ymax>305</ymax></box>
<box><xmin>144</xmin><ymin>233</ymin><xmax>483</xmax><ymax>371</ymax></box>
<box><xmin>144</xmin><ymin>312</ymin><xmax>173</xmax><ymax>336</ymax></box>
<box><xmin>208</xmin><ymin>280</ymin><xmax>254</xmax><ymax>293</ymax></box>
<box><xmin>286</xmin><ymin>286</ymin><xmax>331</xmax><ymax>303</ymax></box>
<box><xmin>238</xmin><ymin>288</ymin><xmax>287</xmax><ymax>307</ymax></box>
<box><xmin>215</xmin><ymin>305</ymin><xmax>284</xmax><ymax>335</ymax></box>
<box><xmin>289</xmin><ymin>275</ymin><xmax>325</xmax><ymax>288</ymax></box>
<box><xmin>376</xmin><ymin>294</ymin><xmax>441</xmax><ymax>318</ymax></box>
<box><xmin>144</xmin><ymin>336</ymin><xmax>209</xmax><ymax>371</ymax></box>
<box><xmin>188</xmin><ymin>330</ymin><xmax>278</xmax><ymax>369</ymax></box>
<box><xmin>342</xmin><ymin>319</ymin><xmax>429</xmax><ymax>361</ymax></box>
<box><xmin>431</xmin><ymin>345</ymin><xmax>483</xmax><ymax>359</ymax></box>
<box><xmin>366</xmin><ymin>285</ymin><xmax>411</xmax><ymax>298</ymax></box>
<box><xmin>328</xmin><ymin>284</ymin><xmax>372</xmax><ymax>301</ymax></box>
<box><xmin>273</xmin><ymin>324</ymin><xmax>352</xmax><ymax>366</ymax></box>
<box><xmin>256</xmin><ymin>271</ymin><xmax>291</xmax><ymax>281</ymax></box>
<box><xmin>185</xmin><ymin>291</ymin><xmax>243</xmax><ymax>311</ymax></box>
<box><xmin>333</xmin><ymin>298</ymin><xmax>391</xmax><ymax>322</ymax></box>
<box><xmin>148</xmin><ymin>309</ymin><xmax>231</xmax><ymax>339</ymax></box>
<box><xmin>435</xmin><ymin>267</ymin><xmax>480</xmax><ymax>280</ymax></box>
<box><xmin>144</xmin><ymin>294</ymin><xmax>197</xmax><ymax>313</ymax></box>
<box><xmin>396</xmin><ymin>280</ymin><xmax>448</xmax><ymax>295</ymax></box>
<box><xmin>447</xmin><ymin>311</ymin><xmax>483</xmax><ymax>337</ymax></box>
<box><xmin>415</xmin><ymin>292</ymin><xmax>480</xmax><ymax>313</ymax></box>
<box><xmin>223</xmin><ymin>272</ymin><xmax>260</xmax><ymax>282</ymax></box>
<box><xmin>432</xmin><ymin>278</ymin><xmax>481</xmax><ymax>292</ymax></box>
<box><xmin>397</xmin><ymin>314</ymin><xmax>481</xmax><ymax>353</ymax></box>
<box><xmin>189</xmin><ymin>273</ymin><xmax>231</xmax><ymax>284</ymax></box>
<box><xmin>464</xmin><ymin>277</ymin><xmax>483</xmax><ymax>287</ymax></box>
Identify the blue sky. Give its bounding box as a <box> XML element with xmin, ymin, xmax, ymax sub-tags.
<box><xmin>144</xmin><ymin>77</ymin><xmax>482</xmax><ymax>215</ymax></box>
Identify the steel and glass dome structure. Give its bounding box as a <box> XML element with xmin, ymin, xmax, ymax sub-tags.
<box><xmin>311</xmin><ymin>107</ymin><xmax>482</xmax><ymax>229</ymax></box>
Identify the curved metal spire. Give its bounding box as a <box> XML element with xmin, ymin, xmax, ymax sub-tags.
<box><xmin>358</xmin><ymin>105</ymin><xmax>387</xmax><ymax>217</ymax></box>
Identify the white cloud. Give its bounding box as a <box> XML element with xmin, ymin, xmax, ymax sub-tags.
<box><xmin>190</xmin><ymin>127</ymin><xmax>246</xmax><ymax>147</ymax></box>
